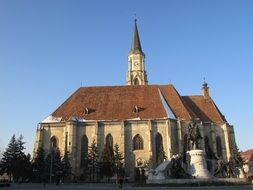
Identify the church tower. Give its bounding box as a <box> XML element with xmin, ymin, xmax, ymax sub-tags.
<box><xmin>202</xmin><ymin>79</ymin><xmax>210</xmax><ymax>100</ymax></box>
<box><xmin>126</xmin><ymin>19</ymin><xmax>148</xmax><ymax>85</ymax></box>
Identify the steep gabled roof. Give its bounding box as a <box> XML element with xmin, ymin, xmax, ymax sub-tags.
<box><xmin>159</xmin><ymin>85</ymin><xmax>193</xmax><ymax>120</ymax></box>
<box><xmin>43</xmin><ymin>85</ymin><xmax>226</xmax><ymax>123</ymax></box>
<box><xmin>51</xmin><ymin>85</ymin><xmax>178</xmax><ymax>121</ymax></box>
<box><xmin>182</xmin><ymin>95</ymin><xmax>226</xmax><ymax>123</ymax></box>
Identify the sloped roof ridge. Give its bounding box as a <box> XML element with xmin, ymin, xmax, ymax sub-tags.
<box><xmin>182</xmin><ymin>95</ymin><xmax>226</xmax><ymax>123</ymax></box>
<box><xmin>182</xmin><ymin>95</ymin><xmax>201</xmax><ymax>98</ymax></box>
<box><xmin>52</xmin><ymin>87</ymin><xmax>82</xmax><ymax>118</ymax></box>
<box><xmin>209</xmin><ymin>98</ymin><xmax>227</xmax><ymax>122</ymax></box>
<box><xmin>157</xmin><ymin>88</ymin><xmax>176</xmax><ymax>119</ymax></box>
<box><xmin>180</xmin><ymin>96</ymin><xmax>198</xmax><ymax>119</ymax></box>
<box><xmin>169</xmin><ymin>85</ymin><xmax>193</xmax><ymax>119</ymax></box>
<box><xmin>77</xmin><ymin>84</ymin><xmax>162</xmax><ymax>88</ymax></box>
<box><xmin>241</xmin><ymin>149</ymin><xmax>253</xmax><ymax>154</ymax></box>
<box><xmin>158</xmin><ymin>84</ymin><xmax>192</xmax><ymax>120</ymax></box>
<box><xmin>169</xmin><ymin>85</ymin><xmax>193</xmax><ymax>118</ymax></box>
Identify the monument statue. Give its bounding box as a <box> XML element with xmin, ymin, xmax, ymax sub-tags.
<box><xmin>187</xmin><ymin>121</ymin><xmax>212</xmax><ymax>178</ymax></box>
<box><xmin>188</xmin><ymin>121</ymin><xmax>202</xmax><ymax>150</ymax></box>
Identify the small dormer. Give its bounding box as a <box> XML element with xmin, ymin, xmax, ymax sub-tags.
<box><xmin>84</xmin><ymin>107</ymin><xmax>95</xmax><ymax>115</ymax></box>
<box><xmin>133</xmin><ymin>105</ymin><xmax>144</xmax><ymax>113</ymax></box>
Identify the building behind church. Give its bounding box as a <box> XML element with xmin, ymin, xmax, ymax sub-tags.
<box><xmin>33</xmin><ymin>20</ymin><xmax>237</xmax><ymax>180</ymax></box>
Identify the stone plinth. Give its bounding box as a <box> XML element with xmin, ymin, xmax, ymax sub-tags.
<box><xmin>148</xmin><ymin>160</ymin><xmax>171</xmax><ymax>180</ymax></box>
<box><xmin>188</xmin><ymin>149</ymin><xmax>212</xmax><ymax>179</ymax></box>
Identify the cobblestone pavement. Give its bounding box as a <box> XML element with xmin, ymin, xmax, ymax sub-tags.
<box><xmin>1</xmin><ymin>183</ymin><xmax>253</xmax><ymax>190</ymax></box>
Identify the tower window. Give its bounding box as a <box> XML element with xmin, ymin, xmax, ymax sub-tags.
<box><xmin>134</xmin><ymin>78</ymin><xmax>140</xmax><ymax>85</ymax></box>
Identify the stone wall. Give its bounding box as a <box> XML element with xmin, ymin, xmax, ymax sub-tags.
<box><xmin>33</xmin><ymin>118</ymin><xmax>236</xmax><ymax>180</ymax></box>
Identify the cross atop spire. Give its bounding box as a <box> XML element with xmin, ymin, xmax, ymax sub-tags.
<box><xmin>130</xmin><ymin>18</ymin><xmax>143</xmax><ymax>54</ymax></box>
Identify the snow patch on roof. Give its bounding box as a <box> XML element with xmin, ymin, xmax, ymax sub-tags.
<box><xmin>127</xmin><ymin>117</ymin><xmax>141</xmax><ymax>121</ymax></box>
<box><xmin>42</xmin><ymin>115</ymin><xmax>62</xmax><ymax>123</ymax></box>
<box><xmin>158</xmin><ymin>88</ymin><xmax>176</xmax><ymax>119</ymax></box>
<box><xmin>71</xmin><ymin>117</ymin><xmax>86</xmax><ymax>122</ymax></box>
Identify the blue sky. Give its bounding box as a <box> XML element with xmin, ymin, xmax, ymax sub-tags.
<box><xmin>0</xmin><ymin>0</ymin><xmax>253</xmax><ymax>154</ymax></box>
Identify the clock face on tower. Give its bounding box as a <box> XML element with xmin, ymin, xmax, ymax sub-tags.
<box><xmin>134</xmin><ymin>62</ymin><xmax>139</xmax><ymax>68</ymax></box>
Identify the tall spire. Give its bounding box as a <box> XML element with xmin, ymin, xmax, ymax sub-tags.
<box><xmin>130</xmin><ymin>19</ymin><xmax>143</xmax><ymax>54</ymax></box>
<box><xmin>126</xmin><ymin>18</ymin><xmax>148</xmax><ymax>85</ymax></box>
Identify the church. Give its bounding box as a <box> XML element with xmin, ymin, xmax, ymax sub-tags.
<box><xmin>33</xmin><ymin>20</ymin><xmax>237</xmax><ymax>179</ymax></box>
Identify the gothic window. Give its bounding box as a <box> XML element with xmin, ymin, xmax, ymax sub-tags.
<box><xmin>80</xmin><ymin>135</ymin><xmax>88</xmax><ymax>168</ymax></box>
<box><xmin>182</xmin><ymin>134</ymin><xmax>189</xmax><ymax>163</ymax></box>
<box><xmin>133</xmin><ymin>134</ymin><xmax>144</xmax><ymax>150</ymax></box>
<box><xmin>134</xmin><ymin>78</ymin><xmax>140</xmax><ymax>85</ymax></box>
<box><xmin>50</xmin><ymin>136</ymin><xmax>58</xmax><ymax>150</ymax></box>
<box><xmin>216</xmin><ymin>136</ymin><xmax>223</xmax><ymax>158</ymax></box>
<box><xmin>204</xmin><ymin>136</ymin><xmax>212</xmax><ymax>159</ymax></box>
<box><xmin>155</xmin><ymin>133</ymin><xmax>164</xmax><ymax>165</ymax></box>
<box><xmin>183</xmin><ymin>134</ymin><xmax>190</xmax><ymax>152</ymax></box>
<box><xmin>105</xmin><ymin>133</ymin><xmax>113</xmax><ymax>149</ymax></box>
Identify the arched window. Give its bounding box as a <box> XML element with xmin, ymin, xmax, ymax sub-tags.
<box><xmin>105</xmin><ymin>133</ymin><xmax>113</xmax><ymax>149</ymax></box>
<box><xmin>204</xmin><ymin>136</ymin><xmax>212</xmax><ymax>159</ymax></box>
<box><xmin>134</xmin><ymin>78</ymin><xmax>140</xmax><ymax>85</ymax></box>
<box><xmin>183</xmin><ymin>134</ymin><xmax>190</xmax><ymax>152</ymax></box>
<box><xmin>102</xmin><ymin>134</ymin><xmax>114</xmax><ymax>162</ymax></box>
<box><xmin>133</xmin><ymin>134</ymin><xmax>144</xmax><ymax>150</ymax></box>
<box><xmin>204</xmin><ymin>136</ymin><xmax>214</xmax><ymax>172</ymax></box>
<box><xmin>216</xmin><ymin>136</ymin><xmax>223</xmax><ymax>158</ymax></box>
<box><xmin>155</xmin><ymin>133</ymin><xmax>164</xmax><ymax>165</ymax></box>
<box><xmin>80</xmin><ymin>135</ymin><xmax>88</xmax><ymax>168</ymax></box>
<box><xmin>182</xmin><ymin>134</ymin><xmax>190</xmax><ymax>163</ymax></box>
<box><xmin>50</xmin><ymin>136</ymin><xmax>58</xmax><ymax>150</ymax></box>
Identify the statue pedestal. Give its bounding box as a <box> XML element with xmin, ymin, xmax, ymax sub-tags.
<box><xmin>188</xmin><ymin>149</ymin><xmax>212</xmax><ymax>179</ymax></box>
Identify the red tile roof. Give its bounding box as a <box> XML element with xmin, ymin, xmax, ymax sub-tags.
<box><xmin>182</xmin><ymin>96</ymin><xmax>226</xmax><ymax>123</ymax></box>
<box><xmin>241</xmin><ymin>149</ymin><xmax>253</xmax><ymax>163</ymax></box>
<box><xmin>49</xmin><ymin>85</ymin><xmax>226</xmax><ymax>123</ymax></box>
<box><xmin>159</xmin><ymin>85</ymin><xmax>192</xmax><ymax>120</ymax></box>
